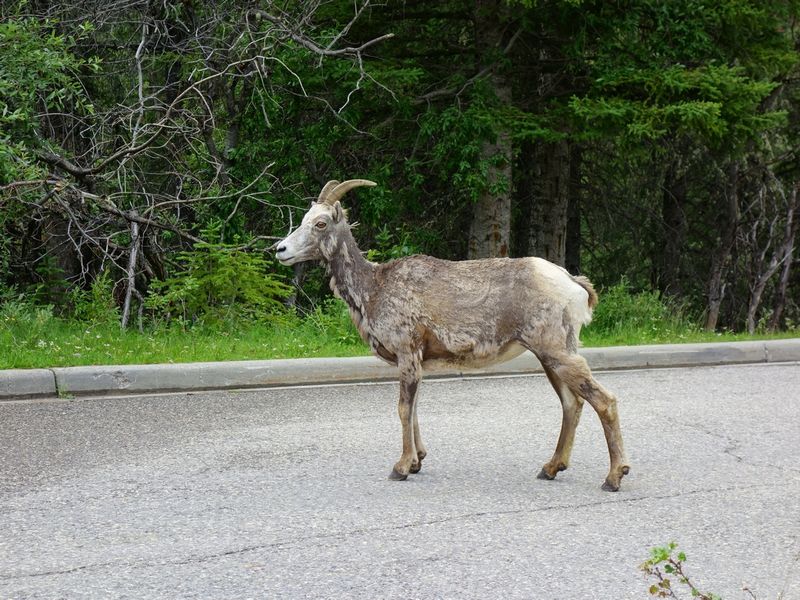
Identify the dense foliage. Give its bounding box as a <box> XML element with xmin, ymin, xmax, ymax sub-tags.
<box><xmin>1</xmin><ymin>0</ymin><xmax>798</xmax><ymax>335</ymax></box>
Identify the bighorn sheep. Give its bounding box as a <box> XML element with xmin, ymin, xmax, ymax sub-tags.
<box><xmin>276</xmin><ymin>179</ymin><xmax>630</xmax><ymax>491</ymax></box>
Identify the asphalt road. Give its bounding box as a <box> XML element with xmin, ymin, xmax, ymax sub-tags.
<box><xmin>1</xmin><ymin>363</ymin><xmax>799</xmax><ymax>599</ymax></box>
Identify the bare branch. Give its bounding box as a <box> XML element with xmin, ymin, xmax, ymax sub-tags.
<box><xmin>415</xmin><ymin>27</ymin><xmax>522</xmax><ymax>104</ymax></box>
<box><xmin>248</xmin><ymin>9</ymin><xmax>394</xmax><ymax>57</ymax></box>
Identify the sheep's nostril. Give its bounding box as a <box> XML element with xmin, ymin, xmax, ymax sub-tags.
<box><xmin>277</xmin><ymin>245</ymin><xmax>287</xmax><ymax>254</ymax></box>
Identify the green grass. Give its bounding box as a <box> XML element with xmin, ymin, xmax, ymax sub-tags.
<box><xmin>581</xmin><ymin>326</ymin><xmax>799</xmax><ymax>347</ymax></box>
<box><xmin>0</xmin><ymin>300</ymin><xmax>369</xmax><ymax>370</ymax></box>
<box><xmin>0</xmin><ymin>322</ymin><xmax>370</xmax><ymax>370</ymax></box>
<box><xmin>1</xmin><ymin>289</ymin><xmax>796</xmax><ymax>370</ymax></box>
<box><xmin>580</xmin><ymin>283</ymin><xmax>799</xmax><ymax>346</ymax></box>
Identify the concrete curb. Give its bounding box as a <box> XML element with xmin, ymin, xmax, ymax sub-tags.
<box><xmin>1</xmin><ymin>339</ymin><xmax>798</xmax><ymax>400</ymax></box>
<box><xmin>0</xmin><ymin>369</ymin><xmax>57</xmax><ymax>399</ymax></box>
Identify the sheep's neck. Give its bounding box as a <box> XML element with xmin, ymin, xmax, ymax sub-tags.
<box><xmin>326</xmin><ymin>231</ymin><xmax>375</xmax><ymax>316</ymax></box>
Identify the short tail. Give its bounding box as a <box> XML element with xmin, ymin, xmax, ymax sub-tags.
<box><xmin>572</xmin><ymin>275</ymin><xmax>598</xmax><ymax>311</ymax></box>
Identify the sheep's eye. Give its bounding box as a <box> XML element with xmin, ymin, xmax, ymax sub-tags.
<box><xmin>314</xmin><ymin>221</ymin><xmax>327</xmax><ymax>230</ymax></box>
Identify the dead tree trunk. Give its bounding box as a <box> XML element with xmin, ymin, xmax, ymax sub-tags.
<box><xmin>121</xmin><ymin>213</ymin><xmax>140</xmax><ymax>330</ymax></box>
<box><xmin>768</xmin><ymin>184</ymin><xmax>799</xmax><ymax>330</ymax></box>
<box><xmin>745</xmin><ymin>180</ymin><xmax>797</xmax><ymax>334</ymax></box>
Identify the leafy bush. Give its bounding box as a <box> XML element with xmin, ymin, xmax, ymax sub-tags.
<box><xmin>68</xmin><ymin>271</ymin><xmax>119</xmax><ymax>326</ymax></box>
<box><xmin>145</xmin><ymin>236</ymin><xmax>292</xmax><ymax>326</ymax></box>
<box><xmin>366</xmin><ymin>225</ymin><xmax>421</xmax><ymax>262</ymax></box>
<box><xmin>584</xmin><ymin>279</ymin><xmax>698</xmax><ymax>344</ymax></box>
<box><xmin>0</xmin><ymin>17</ymin><xmax>99</xmax><ymax>183</ymax></box>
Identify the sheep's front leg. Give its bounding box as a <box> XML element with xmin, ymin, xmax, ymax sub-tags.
<box><xmin>389</xmin><ymin>360</ymin><xmax>422</xmax><ymax>481</ymax></box>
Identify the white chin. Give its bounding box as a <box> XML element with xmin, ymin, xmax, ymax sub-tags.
<box><xmin>277</xmin><ymin>256</ymin><xmax>295</xmax><ymax>266</ymax></box>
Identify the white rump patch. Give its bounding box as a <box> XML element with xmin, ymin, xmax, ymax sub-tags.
<box><xmin>530</xmin><ymin>258</ymin><xmax>593</xmax><ymax>326</ymax></box>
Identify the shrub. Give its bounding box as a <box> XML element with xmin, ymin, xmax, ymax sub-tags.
<box><xmin>584</xmin><ymin>279</ymin><xmax>698</xmax><ymax>344</ymax></box>
<box><xmin>366</xmin><ymin>225</ymin><xmax>421</xmax><ymax>262</ymax></box>
<box><xmin>68</xmin><ymin>270</ymin><xmax>119</xmax><ymax>326</ymax></box>
<box><xmin>145</xmin><ymin>237</ymin><xmax>292</xmax><ymax>326</ymax></box>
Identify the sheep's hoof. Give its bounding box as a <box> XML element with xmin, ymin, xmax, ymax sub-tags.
<box><xmin>537</xmin><ymin>462</ymin><xmax>566</xmax><ymax>480</ymax></box>
<box><xmin>536</xmin><ymin>468</ymin><xmax>556</xmax><ymax>481</ymax></box>
<box><xmin>601</xmin><ymin>465</ymin><xmax>630</xmax><ymax>491</ymax></box>
<box><xmin>409</xmin><ymin>462</ymin><xmax>422</xmax><ymax>474</ymax></box>
<box><xmin>389</xmin><ymin>468</ymin><xmax>408</xmax><ymax>481</ymax></box>
<box><xmin>601</xmin><ymin>479</ymin><xmax>620</xmax><ymax>492</ymax></box>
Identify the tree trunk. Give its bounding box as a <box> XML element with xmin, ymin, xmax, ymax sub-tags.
<box><xmin>658</xmin><ymin>159</ymin><xmax>687</xmax><ymax>297</ymax></box>
<box><xmin>121</xmin><ymin>214</ymin><xmax>140</xmax><ymax>330</ymax></box>
<box><xmin>467</xmin><ymin>0</ymin><xmax>512</xmax><ymax>259</ymax></box>
<box><xmin>746</xmin><ymin>182</ymin><xmax>798</xmax><ymax>334</ymax></box>
<box><xmin>527</xmin><ymin>139</ymin><xmax>570</xmax><ymax>266</ymax></box>
<box><xmin>467</xmin><ymin>127</ymin><xmax>512</xmax><ymax>258</ymax></box>
<box><xmin>704</xmin><ymin>161</ymin><xmax>740</xmax><ymax>331</ymax></box>
<box><xmin>565</xmin><ymin>145</ymin><xmax>582</xmax><ymax>274</ymax></box>
<box><xmin>41</xmin><ymin>212</ymin><xmax>82</xmax><ymax>305</ymax></box>
<box><xmin>768</xmin><ymin>185</ymin><xmax>799</xmax><ymax>331</ymax></box>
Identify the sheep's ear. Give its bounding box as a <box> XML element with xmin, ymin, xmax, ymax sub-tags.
<box><xmin>332</xmin><ymin>201</ymin><xmax>345</xmax><ymax>223</ymax></box>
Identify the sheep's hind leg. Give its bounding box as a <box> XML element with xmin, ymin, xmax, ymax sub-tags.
<box><xmin>537</xmin><ymin>365</ymin><xmax>584</xmax><ymax>481</ymax></box>
<box><xmin>389</xmin><ymin>359</ymin><xmax>422</xmax><ymax>480</ymax></box>
<box><xmin>543</xmin><ymin>352</ymin><xmax>630</xmax><ymax>491</ymax></box>
<box><xmin>409</xmin><ymin>397</ymin><xmax>427</xmax><ymax>473</ymax></box>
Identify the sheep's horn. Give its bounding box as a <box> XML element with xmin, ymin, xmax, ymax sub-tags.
<box><xmin>323</xmin><ymin>179</ymin><xmax>377</xmax><ymax>205</ymax></box>
<box><xmin>317</xmin><ymin>180</ymin><xmax>341</xmax><ymax>204</ymax></box>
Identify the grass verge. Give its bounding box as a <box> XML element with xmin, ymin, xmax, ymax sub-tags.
<box><xmin>1</xmin><ymin>287</ymin><xmax>797</xmax><ymax>370</ymax></box>
<box><xmin>0</xmin><ymin>299</ymin><xmax>368</xmax><ymax>370</ymax></box>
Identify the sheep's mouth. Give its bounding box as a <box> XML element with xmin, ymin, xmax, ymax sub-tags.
<box><xmin>277</xmin><ymin>255</ymin><xmax>295</xmax><ymax>265</ymax></box>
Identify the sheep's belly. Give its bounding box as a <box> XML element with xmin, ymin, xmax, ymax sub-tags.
<box><xmin>421</xmin><ymin>342</ymin><xmax>528</xmax><ymax>373</ymax></box>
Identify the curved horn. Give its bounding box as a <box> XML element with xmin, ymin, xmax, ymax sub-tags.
<box><xmin>324</xmin><ymin>179</ymin><xmax>377</xmax><ymax>205</ymax></box>
<box><xmin>317</xmin><ymin>180</ymin><xmax>341</xmax><ymax>204</ymax></box>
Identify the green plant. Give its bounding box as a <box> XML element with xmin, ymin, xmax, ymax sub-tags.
<box><xmin>366</xmin><ymin>225</ymin><xmax>421</xmax><ymax>262</ymax></box>
<box><xmin>583</xmin><ymin>279</ymin><xmax>699</xmax><ymax>345</ymax></box>
<box><xmin>145</xmin><ymin>231</ymin><xmax>292</xmax><ymax>326</ymax></box>
<box><xmin>68</xmin><ymin>270</ymin><xmax>120</xmax><ymax>326</ymax></box>
<box><xmin>0</xmin><ymin>292</ymin><xmax>56</xmax><ymax>339</ymax></box>
<box><xmin>1</xmin><ymin>300</ymin><xmax>795</xmax><ymax>369</ymax></box>
<box><xmin>0</xmin><ymin>16</ymin><xmax>99</xmax><ymax>183</ymax></box>
<box><xmin>304</xmin><ymin>297</ymin><xmax>363</xmax><ymax>346</ymax></box>
<box><xmin>641</xmin><ymin>543</ymin><xmax>721</xmax><ymax>599</ymax></box>
<box><xmin>26</xmin><ymin>256</ymin><xmax>67</xmax><ymax>306</ymax></box>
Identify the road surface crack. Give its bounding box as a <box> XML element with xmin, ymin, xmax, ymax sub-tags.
<box><xmin>664</xmin><ymin>416</ymin><xmax>800</xmax><ymax>476</ymax></box>
<box><xmin>2</xmin><ymin>481</ymin><xmax>795</xmax><ymax>581</ymax></box>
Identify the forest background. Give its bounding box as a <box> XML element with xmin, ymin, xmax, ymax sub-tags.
<box><xmin>1</xmin><ymin>0</ymin><xmax>799</xmax><ymax>368</ymax></box>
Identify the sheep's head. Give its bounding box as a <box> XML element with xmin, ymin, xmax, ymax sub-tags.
<box><xmin>275</xmin><ymin>179</ymin><xmax>376</xmax><ymax>266</ymax></box>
